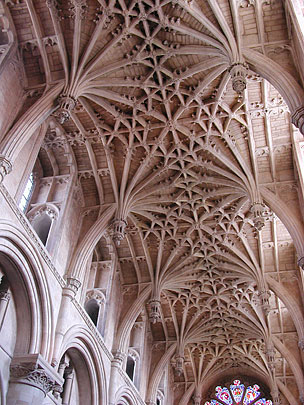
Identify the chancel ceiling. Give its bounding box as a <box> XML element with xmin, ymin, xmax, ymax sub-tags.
<box><xmin>4</xmin><ymin>0</ymin><xmax>304</xmax><ymax>403</ymax></box>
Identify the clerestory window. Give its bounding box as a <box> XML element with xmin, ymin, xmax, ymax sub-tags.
<box><xmin>19</xmin><ymin>173</ymin><xmax>34</xmax><ymax>212</ymax></box>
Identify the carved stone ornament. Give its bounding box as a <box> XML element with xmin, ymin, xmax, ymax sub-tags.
<box><xmin>112</xmin><ymin>218</ymin><xmax>127</xmax><ymax>246</ymax></box>
<box><xmin>298</xmin><ymin>339</ymin><xmax>304</xmax><ymax>351</ymax></box>
<box><xmin>65</xmin><ymin>277</ymin><xmax>81</xmax><ymax>296</ymax></box>
<box><xmin>174</xmin><ymin>355</ymin><xmax>184</xmax><ymax>376</ymax></box>
<box><xmin>0</xmin><ymin>290</ymin><xmax>11</xmax><ymax>301</ymax></box>
<box><xmin>265</xmin><ymin>344</ymin><xmax>275</xmax><ymax>372</ymax></box>
<box><xmin>297</xmin><ymin>256</ymin><xmax>304</xmax><ymax>270</ymax></box>
<box><xmin>53</xmin><ymin>95</ymin><xmax>76</xmax><ymax>124</ymax></box>
<box><xmin>112</xmin><ymin>350</ymin><xmax>126</xmax><ymax>366</ymax></box>
<box><xmin>148</xmin><ymin>298</ymin><xmax>161</xmax><ymax>324</ymax></box>
<box><xmin>291</xmin><ymin>106</ymin><xmax>304</xmax><ymax>136</ymax></box>
<box><xmin>0</xmin><ymin>156</ymin><xmax>12</xmax><ymax>183</ymax></box>
<box><xmin>10</xmin><ymin>365</ymin><xmax>56</xmax><ymax>395</ymax></box>
<box><xmin>229</xmin><ymin>63</ymin><xmax>249</xmax><ymax>94</ymax></box>
<box><xmin>250</xmin><ymin>202</ymin><xmax>270</xmax><ymax>231</ymax></box>
<box><xmin>193</xmin><ymin>394</ymin><xmax>202</xmax><ymax>405</ymax></box>
<box><xmin>259</xmin><ymin>290</ymin><xmax>271</xmax><ymax>316</ymax></box>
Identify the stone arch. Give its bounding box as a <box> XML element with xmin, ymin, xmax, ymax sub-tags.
<box><xmin>59</xmin><ymin>325</ymin><xmax>108</xmax><ymax>405</ymax></box>
<box><xmin>146</xmin><ymin>343</ymin><xmax>176</xmax><ymax>404</ymax></box>
<box><xmin>0</xmin><ymin>221</ymin><xmax>53</xmax><ymax>359</ymax></box>
<box><xmin>67</xmin><ymin>204</ymin><xmax>116</xmax><ymax>281</ymax></box>
<box><xmin>114</xmin><ymin>386</ymin><xmax>138</xmax><ymax>405</ymax></box>
<box><xmin>113</xmin><ymin>286</ymin><xmax>151</xmax><ymax>354</ymax></box>
<box><xmin>266</xmin><ymin>275</ymin><xmax>304</xmax><ymax>342</ymax></box>
<box><xmin>27</xmin><ymin>203</ymin><xmax>59</xmax><ymax>247</ymax></box>
<box><xmin>272</xmin><ymin>335</ymin><xmax>304</xmax><ymax>400</ymax></box>
<box><xmin>243</xmin><ymin>48</ymin><xmax>304</xmax><ymax>117</ymax></box>
<box><xmin>260</xmin><ymin>186</ymin><xmax>304</xmax><ymax>259</ymax></box>
<box><xmin>0</xmin><ymin>82</ymin><xmax>63</xmax><ymax>162</ymax></box>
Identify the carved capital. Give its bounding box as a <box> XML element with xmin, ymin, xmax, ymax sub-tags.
<box><xmin>64</xmin><ymin>277</ymin><xmax>81</xmax><ymax>298</ymax></box>
<box><xmin>250</xmin><ymin>202</ymin><xmax>271</xmax><ymax>231</ymax></box>
<box><xmin>291</xmin><ymin>106</ymin><xmax>304</xmax><ymax>135</ymax></box>
<box><xmin>229</xmin><ymin>63</ymin><xmax>249</xmax><ymax>94</ymax></box>
<box><xmin>0</xmin><ymin>290</ymin><xmax>11</xmax><ymax>302</ymax></box>
<box><xmin>193</xmin><ymin>394</ymin><xmax>202</xmax><ymax>405</ymax></box>
<box><xmin>111</xmin><ymin>218</ymin><xmax>127</xmax><ymax>246</ymax></box>
<box><xmin>298</xmin><ymin>338</ymin><xmax>304</xmax><ymax>351</ymax></box>
<box><xmin>259</xmin><ymin>289</ymin><xmax>271</xmax><ymax>315</ymax></box>
<box><xmin>174</xmin><ymin>355</ymin><xmax>184</xmax><ymax>376</ymax></box>
<box><xmin>10</xmin><ymin>365</ymin><xmax>55</xmax><ymax>395</ymax></box>
<box><xmin>53</xmin><ymin>95</ymin><xmax>76</xmax><ymax>124</ymax></box>
<box><xmin>112</xmin><ymin>350</ymin><xmax>126</xmax><ymax>366</ymax></box>
<box><xmin>148</xmin><ymin>298</ymin><xmax>161</xmax><ymax>324</ymax></box>
<box><xmin>10</xmin><ymin>354</ymin><xmax>63</xmax><ymax>396</ymax></box>
<box><xmin>0</xmin><ymin>156</ymin><xmax>12</xmax><ymax>183</ymax></box>
<box><xmin>297</xmin><ymin>256</ymin><xmax>304</xmax><ymax>270</ymax></box>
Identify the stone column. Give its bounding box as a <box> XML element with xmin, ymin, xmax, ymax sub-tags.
<box><xmin>62</xmin><ymin>368</ymin><xmax>74</xmax><ymax>405</ymax></box>
<box><xmin>6</xmin><ymin>354</ymin><xmax>63</xmax><ymax>405</ymax></box>
<box><xmin>52</xmin><ymin>277</ymin><xmax>81</xmax><ymax>366</ymax></box>
<box><xmin>108</xmin><ymin>350</ymin><xmax>126</xmax><ymax>405</ymax></box>
<box><xmin>0</xmin><ymin>290</ymin><xmax>10</xmax><ymax>330</ymax></box>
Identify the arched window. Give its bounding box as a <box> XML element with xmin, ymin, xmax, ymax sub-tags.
<box><xmin>19</xmin><ymin>172</ymin><xmax>35</xmax><ymax>212</ymax></box>
<box><xmin>27</xmin><ymin>204</ymin><xmax>58</xmax><ymax>247</ymax></box>
<box><xmin>85</xmin><ymin>289</ymin><xmax>106</xmax><ymax>333</ymax></box>
<box><xmin>32</xmin><ymin>213</ymin><xmax>52</xmax><ymax>245</ymax></box>
<box><xmin>85</xmin><ymin>299</ymin><xmax>100</xmax><ymax>326</ymax></box>
<box><xmin>204</xmin><ymin>380</ymin><xmax>273</xmax><ymax>405</ymax></box>
<box><xmin>126</xmin><ymin>356</ymin><xmax>135</xmax><ymax>381</ymax></box>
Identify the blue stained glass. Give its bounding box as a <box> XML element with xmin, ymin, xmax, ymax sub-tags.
<box><xmin>255</xmin><ymin>400</ymin><xmax>273</xmax><ymax>405</ymax></box>
<box><xmin>210</xmin><ymin>401</ymin><xmax>222</xmax><ymax>405</ymax></box>
<box><xmin>230</xmin><ymin>380</ymin><xmax>245</xmax><ymax>404</ymax></box>
<box><xmin>243</xmin><ymin>385</ymin><xmax>260</xmax><ymax>405</ymax></box>
<box><xmin>215</xmin><ymin>386</ymin><xmax>233</xmax><ymax>405</ymax></box>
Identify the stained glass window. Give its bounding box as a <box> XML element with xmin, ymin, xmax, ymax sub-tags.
<box><xmin>204</xmin><ymin>380</ymin><xmax>272</xmax><ymax>405</ymax></box>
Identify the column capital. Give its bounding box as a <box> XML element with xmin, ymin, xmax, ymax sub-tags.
<box><xmin>112</xmin><ymin>349</ymin><xmax>126</xmax><ymax>366</ymax></box>
<box><xmin>10</xmin><ymin>354</ymin><xmax>63</xmax><ymax>396</ymax></box>
<box><xmin>291</xmin><ymin>106</ymin><xmax>304</xmax><ymax>135</ymax></box>
<box><xmin>298</xmin><ymin>338</ymin><xmax>304</xmax><ymax>351</ymax></box>
<box><xmin>193</xmin><ymin>394</ymin><xmax>202</xmax><ymax>405</ymax></box>
<box><xmin>63</xmin><ymin>277</ymin><xmax>81</xmax><ymax>299</ymax></box>
<box><xmin>0</xmin><ymin>290</ymin><xmax>11</xmax><ymax>302</ymax></box>
<box><xmin>297</xmin><ymin>255</ymin><xmax>304</xmax><ymax>270</ymax></box>
<box><xmin>148</xmin><ymin>298</ymin><xmax>161</xmax><ymax>324</ymax></box>
<box><xmin>0</xmin><ymin>156</ymin><xmax>12</xmax><ymax>183</ymax></box>
<box><xmin>53</xmin><ymin>94</ymin><xmax>76</xmax><ymax>124</ymax></box>
<box><xmin>229</xmin><ymin>62</ymin><xmax>249</xmax><ymax>94</ymax></box>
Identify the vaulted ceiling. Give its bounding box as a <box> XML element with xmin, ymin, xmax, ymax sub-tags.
<box><xmin>4</xmin><ymin>0</ymin><xmax>304</xmax><ymax>403</ymax></box>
